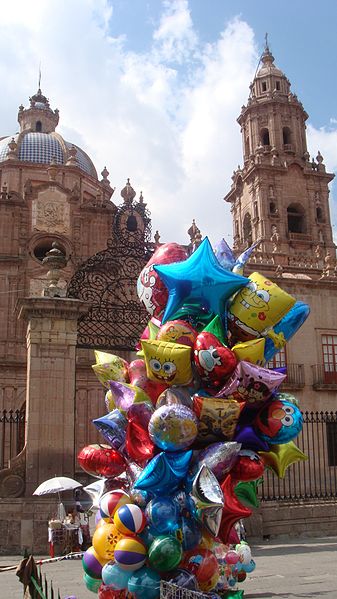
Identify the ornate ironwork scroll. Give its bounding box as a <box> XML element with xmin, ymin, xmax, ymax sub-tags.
<box><xmin>67</xmin><ymin>198</ymin><xmax>153</xmax><ymax>350</ymax></box>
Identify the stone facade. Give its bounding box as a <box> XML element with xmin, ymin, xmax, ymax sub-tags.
<box><xmin>224</xmin><ymin>44</ymin><xmax>337</xmax><ymax>413</ymax></box>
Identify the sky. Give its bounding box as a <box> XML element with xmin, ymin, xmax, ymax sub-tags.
<box><xmin>1</xmin><ymin>0</ymin><xmax>337</xmax><ymax>246</ymax></box>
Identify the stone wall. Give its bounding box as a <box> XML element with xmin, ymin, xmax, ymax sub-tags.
<box><xmin>0</xmin><ymin>497</ymin><xmax>59</xmax><ymax>554</ymax></box>
<box><xmin>246</xmin><ymin>500</ymin><xmax>337</xmax><ymax>540</ymax></box>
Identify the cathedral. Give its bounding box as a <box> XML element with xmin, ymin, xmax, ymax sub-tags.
<box><xmin>0</xmin><ymin>43</ymin><xmax>337</xmax><ymax>552</ymax></box>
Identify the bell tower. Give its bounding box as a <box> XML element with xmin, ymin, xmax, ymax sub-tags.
<box><xmin>224</xmin><ymin>42</ymin><xmax>335</xmax><ymax>274</ymax></box>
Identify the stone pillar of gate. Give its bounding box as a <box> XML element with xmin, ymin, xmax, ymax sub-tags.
<box><xmin>17</xmin><ymin>297</ymin><xmax>89</xmax><ymax>496</ymax></box>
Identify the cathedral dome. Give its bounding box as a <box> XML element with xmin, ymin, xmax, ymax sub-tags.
<box><xmin>0</xmin><ymin>88</ymin><xmax>97</xmax><ymax>178</ymax></box>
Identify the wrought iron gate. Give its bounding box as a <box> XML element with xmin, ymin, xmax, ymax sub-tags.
<box><xmin>67</xmin><ymin>196</ymin><xmax>153</xmax><ymax>351</ymax></box>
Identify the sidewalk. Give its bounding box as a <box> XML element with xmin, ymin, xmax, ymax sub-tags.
<box><xmin>1</xmin><ymin>536</ymin><xmax>337</xmax><ymax>598</ymax></box>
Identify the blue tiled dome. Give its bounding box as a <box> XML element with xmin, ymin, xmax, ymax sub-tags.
<box><xmin>0</xmin><ymin>131</ymin><xmax>97</xmax><ymax>178</ymax></box>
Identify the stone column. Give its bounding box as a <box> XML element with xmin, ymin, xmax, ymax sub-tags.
<box><xmin>18</xmin><ymin>297</ymin><xmax>89</xmax><ymax>496</ymax></box>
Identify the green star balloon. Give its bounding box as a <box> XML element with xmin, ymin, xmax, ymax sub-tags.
<box><xmin>203</xmin><ymin>314</ymin><xmax>227</xmax><ymax>345</ymax></box>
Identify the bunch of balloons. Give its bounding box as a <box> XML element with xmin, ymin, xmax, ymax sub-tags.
<box><xmin>79</xmin><ymin>237</ymin><xmax>310</xmax><ymax>598</ymax></box>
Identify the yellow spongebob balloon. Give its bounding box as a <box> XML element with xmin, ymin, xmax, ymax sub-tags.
<box><xmin>228</xmin><ymin>272</ymin><xmax>296</xmax><ymax>345</ymax></box>
<box><xmin>232</xmin><ymin>338</ymin><xmax>265</xmax><ymax>365</ymax></box>
<box><xmin>141</xmin><ymin>339</ymin><xmax>193</xmax><ymax>386</ymax></box>
<box><xmin>92</xmin><ymin>351</ymin><xmax>129</xmax><ymax>388</ymax></box>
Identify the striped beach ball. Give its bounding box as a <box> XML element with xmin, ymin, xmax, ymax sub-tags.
<box><xmin>114</xmin><ymin>504</ymin><xmax>147</xmax><ymax>536</ymax></box>
<box><xmin>100</xmin><ymin>490</ymin><xmax>130</xmax><ymax>523</ymax></box>
<box><xmin>82</xmin><ymin>546</ymin><xmax>108</xmax><ymax>579</ymax></box>
<box><xmin>114</xmin><ymin>536</ymin><xmax>147</xmax><ymax>571</ymax></box>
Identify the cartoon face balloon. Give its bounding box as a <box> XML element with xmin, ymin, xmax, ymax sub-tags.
<box><xmin>227</xmin><ymin>272</ymin><xmax>296</xmax><ymax>343</ymax></box>
<box><xmin>156</xmin><ymin>320</ymin><xmax>197</xmax><ymax>348</ymax></box>
<box><xmin>137</xmin><ymin>243</ymin><xmax>188</xmax><ymax>317</ymax></box>
<box><xmin>141</xmin><ymin>340</ymin><xmax>193</xmax><ymax>386</ymax></box>
<box><xmin>193</xmin><ymin>332</ymin><xmax>237</xmax><ymax>389</ymax></box>
<box><xmin>254</xmin><ymin>399</ymin><xmax>303</xmax><ymax>444</ymax></box>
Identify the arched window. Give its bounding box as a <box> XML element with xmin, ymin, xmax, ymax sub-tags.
<box><xmin>269</xmin><ymin>202</ymin><xmax>277</xmax><ymax>215</ymax></box>
<box><xmin>245</xmin><ymin>136</ymin><xmax>250</xmax><ymax>157</ymax></box>
<box><xmin>316</xmin><ymin>207</ymin><xmax>324</xmax><ymax>223</ymax></box>
<box><xmin>283</xmin><ymin>127</ymin><xmax>291</xmax><ymax>145</ymax></box>
<box><xmin>243</xmin><ymin>213</ymin><xmax>252</xmax><ymax>246</ymax></box>
<box><xmin>260</xmin><ymin>128</ymin><xmax>270</xmax><ymax>146</ymax></box>
<box><xmin>287</xmin><ymin>204</ymin><xmax>305</xmax><ymax>234</ymax></box>
<box><xmin>36</xmin><ymin>121</ymin><xmax>42</xmax><ymax>132</ymax></box>
<box><xmin>235</xmin><ymin>220</ymin><xmax>239</xmax><ymax>237</ymax></box>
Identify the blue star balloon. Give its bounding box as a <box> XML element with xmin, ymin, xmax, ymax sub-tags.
<box><xmin>154</xmin><ymin>237</ymin><xmax>249</xmax><ymax>323</ymax></box>
<box><xmin>134</xmin><ymin>450</ymin><xmax>193</xmax><ymax>495</ymax></box>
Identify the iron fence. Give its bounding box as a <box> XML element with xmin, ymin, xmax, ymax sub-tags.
<box><xmin>261</xmin><ymin>411</ymin><xmax>337</xmax><ymax>502</ymax></box>
<box><xmin>0</xmin><ymin>407</ymin><xmax>25</xmax><ymax>470</ymax></box>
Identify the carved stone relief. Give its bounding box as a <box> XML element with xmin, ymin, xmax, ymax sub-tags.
<box><xmin>32</xmin><ymin>188</ymin><xmax>70</xmax><ymax>234</ymax></box>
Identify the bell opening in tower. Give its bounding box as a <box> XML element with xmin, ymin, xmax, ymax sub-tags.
<box><xmin>287</xmin><ymin>204</ymin><xmax>306</xmax><ymax>234</ymax></box>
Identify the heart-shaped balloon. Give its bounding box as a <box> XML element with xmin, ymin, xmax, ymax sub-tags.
<box><xmin>193</xmin><ymin>332</ymin><xmax>237</xmax><ymax>390</ymax></box>
<box><xmin>125</xmin><ymin>402</ymin><xmax>155</xmax><ymax>463</ymax></box>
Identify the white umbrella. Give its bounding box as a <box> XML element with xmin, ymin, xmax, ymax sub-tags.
<box><xmin>33</xmin><ymin>476</ymin><xmax>83</xmax><ymax>496</ymax></box>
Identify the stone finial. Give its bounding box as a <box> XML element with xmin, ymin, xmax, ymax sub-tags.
<box><xmin>42</xmin><ymin>242</ymin><xmax>67</xmax><ymax>297</ymax></box>
<box><xmin>121</xmin><ymin>178</ymin><xmax>136</xmax><ymax>204</ymax></box>
<box><xmin>316</xmin><ymin>150</ymin><xmax>326</xmax><ymax>172</ymax></box>
<box><xmin>7</xmin><ymin>137</ymin><xmax>18</xmax><ymax>160</ymax></box>
<box><xmin>100</xmin><ymin>166</ymin><xmax>111</xmax><ymax>186</ymax></box>
<box><xmin>66</xmin><ymin>145</ymin><xmax>77</xmax><ymax>167</ymax></box>
<box><xmin>187</xmin><ymin>219</ymin><xmax>200</xmax><ymax>243</ymax></box>
<box><xmin>139</xmin><ymin>191</ymin><xmax>144</xmax><ymax>204</ymax></box>
<box><xmin>154</xmin><ymin>230</ymin><xmax>161</xmax><ymax>245</ymax></box>
<box><xmin>47</xmin><ymin>157</ymin><xmax>59</xmax><ymax>181</ymax></box>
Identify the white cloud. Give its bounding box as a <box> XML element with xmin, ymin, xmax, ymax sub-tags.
<box><xmin>153</xmin><ymin>0</ymin><xmax>198</xmax><ymax>64</ymax></box>
<box><xmin>0</xmin><ymin>1</ymin><xmax>282</xmax><ymax>248</ymax></box>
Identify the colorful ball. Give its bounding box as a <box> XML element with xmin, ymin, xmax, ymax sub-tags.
<box><xmin>82</xmin><ymin>546</ymin><xmax>108</xmax><ymax>579</ymax></box>
<box><xmin>83</xmin><ymin>572</ymin><xmax>101</xmax><ymax>593</ymax></box>
<box><xmin>92</xmin><ymin>523</ymin><xmax>124</xmax><ymax>561</ymax></box>
<box><xmin>148</xmin><ymin>535</ymin><xmax>183</xmax><ymax>572</ymax></box>
<box><xmin>114</xmin><ymin>504</ymin><xmax>147</xmax><ymax>536</ymax></box>
<box><xmin>102</xmin><ymin>562</ymin><xmax>132</xmax><ymax>589</ymax></box>
<box><xmin>100</xmin><ymin>490</ymin><xmax>130</xmax><ymax>523</ymax></box>
<box><xmin>114</xmin><ymin>536</ymin><xmax>147</xmax><ymax>571</ymax></box>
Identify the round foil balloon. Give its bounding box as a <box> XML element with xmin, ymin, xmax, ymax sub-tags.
<box><xmin>182</xmin><ymin>548</ymin><xmax>219</xmax><ymax>591</ymax></box>
<box><xmin>254</xmin><ymin>399</ymin><xmax>303</xmax><ymax>444</ymax></box>
<box><xmin>148</xmin><ymin>404</ymin><xmax>198</xmax><ymax>451</ymax></box>
<box><xmin>78</xmin><ymin>445</ymin><xmax>125</xmax><ymax>478</ymax></box>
